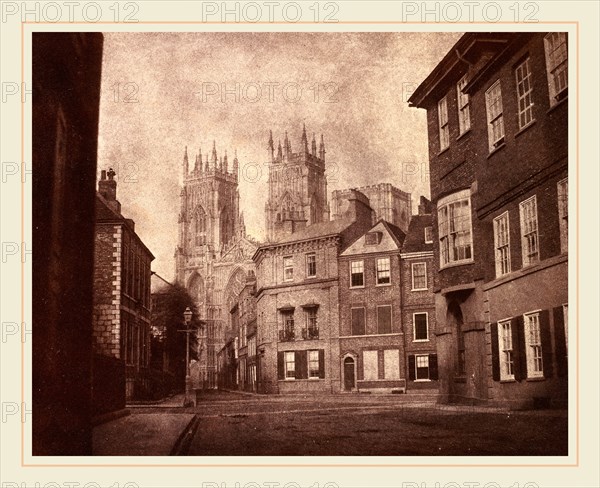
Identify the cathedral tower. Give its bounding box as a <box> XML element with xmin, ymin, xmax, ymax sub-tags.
<box><xmin>264</xmin><ymin>125</ymin><xmax>330</xmax><ymax>241</ymax></box>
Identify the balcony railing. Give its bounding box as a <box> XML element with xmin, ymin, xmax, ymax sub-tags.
<box><xmin>278</xmin><ymin>328</ymin><xmax>295</xmax><ymax>342</ymax></box>
<box><xmin>301</xmin><ymin>327</ymin><xmax>319</xmax><ymax>340</ymax></box>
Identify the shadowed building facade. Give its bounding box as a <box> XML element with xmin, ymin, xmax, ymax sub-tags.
<box><xmin>409</xmin><ymin>32</ymin><xmax>568</xmax><ymax>408</ymax></box>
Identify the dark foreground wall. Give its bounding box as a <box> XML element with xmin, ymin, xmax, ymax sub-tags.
<box><xmin>32</xmin><ymin>33</ymin><xmax>104</xmax><ymax>455</ymax></box>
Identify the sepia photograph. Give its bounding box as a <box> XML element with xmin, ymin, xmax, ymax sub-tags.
<box><xmin>30</xmin><ymin>29</ymin><xmax>570</xmax><ymax>459</ymax></box>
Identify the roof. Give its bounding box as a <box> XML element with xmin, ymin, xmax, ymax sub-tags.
<box><xmin>340</xmin><ymin>220</ymin><xmax>406</xmax><ymax>257</ymax></box>
<box><xmin>270</xmin><ymin>219</ymin><xmax>353</xmax><ymax>245</ymax></box>
<box><xmin>401</xmin><ymin>214</ymin><xmax>433</xmax><ymax>254</ymax></box>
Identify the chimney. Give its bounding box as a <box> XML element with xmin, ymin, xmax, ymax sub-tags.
<box><xmin>98</xmin><ymin>168</ymin><xmax>121</xmax><ymax>213</ymax></box>
<box><xmin>341</xmin><ymin>189</ymin><xmax>373</xmax><ymax>225</ymax></box>
<box><xmin>418</xmin><ymin>195</ymin><xmax>433</xmax><ymax>215</ymax></box>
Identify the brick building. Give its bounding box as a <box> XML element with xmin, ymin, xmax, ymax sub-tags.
<box><xmin>93</xmin><ymin>168</ymin><xmax>154</xmax><ymax>403</ymax></box>
<box><xmin>338</xmin><ymin>220</ymin><xmax>407</xmax><ymax>393</ymax></box>
<box><xmin>253</xmin><ymin>190</ymin><xmax>373</xmax><ymax>393</ymax></box>
<box><xmin>400</xmin><ymin>198</ymin><xmax>438</xmax><ymax>388</ymax></box>
<box><xmin>409</xmin><ymin>32</ymin><xmax>568</xmax><ymax>407</ymax></box>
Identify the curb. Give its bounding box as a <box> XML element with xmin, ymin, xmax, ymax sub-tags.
<box><xmin>169</xmin><ymin>414</ymin><xmax>201</xmax><ymax>456</ymax></box>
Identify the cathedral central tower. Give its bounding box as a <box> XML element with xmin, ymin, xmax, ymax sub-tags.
<box><xmin>264</xmin><ymin>125</ymin><xmax>330</xmax><ymax>241</ymax></box>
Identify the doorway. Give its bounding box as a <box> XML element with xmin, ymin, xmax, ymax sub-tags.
<box><xmin>343</xmin><ymin>357</ymin><xmax>355</xmax><ymax>391</ymax></box>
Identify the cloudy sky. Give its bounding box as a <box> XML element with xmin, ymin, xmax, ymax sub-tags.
<box><xmin>97</xmin><ymin>31</ymin><xmax>461</xmax><ymax>281</ymax></box>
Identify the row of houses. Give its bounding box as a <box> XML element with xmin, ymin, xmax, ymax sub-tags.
<box><xmin>218</xmin><ymin>192</ymin><xmax>437</xmax><ymax>395</ymax></box>
<box><xmin>217</xmin><ymin>31</ymin><xmax>568</xmax><ymax>409</ymax></box>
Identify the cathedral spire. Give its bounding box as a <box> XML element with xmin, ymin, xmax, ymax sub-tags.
<box><xmin>233</xmin><ymin>149</ymin><xmax>239</xmax><ymax>177</ymax></box>
<box><xmin>268</xmin><ymin>130</ymin><xmax>274</xmax><ymax>162</ymax></box>
<box><xmin>183</xmin><ymin>146</ymin><xmax>189</xmax><ymax>177</ymax></box>
<box><xmin>205</xmin><ymin>153</ymin><xmax>209</xmax><ymax>172</ymax></box>
<box><xmin>211</xmin><ymin>140</ymin><xmax>218</xmax><ymax>166</ymax></box>
<box><xmin>319</xmin><ymin>134</ymin><xmax>326</xmax><ymax>161</ymax></box>
<box><xmin>284</xmin><ymin>131</ymin><xmax>291</xmax><ymax>160</ymax></box>
<box><xmin>301</xmin><ymin>123</ymin><xmax>308</xmax><ymax>153</ymax></box>
<box><xmin>311</xmin><ymin>133</ymin><xmax>317</xmax><ymax>157</ymax></box>
<box><xmin>223</xmin><ymin>150</ymin><xmax>228</xmax><ymax>173</ymax></box>
<box><xmin>198</xmin><ymin>147</ymin><xmax>202</xmax><ymax>171</ymax></box>
<box><xmin>277</xmin><ymin>139</ymin><xmax>283</xmax><ymax>162</ymax></box>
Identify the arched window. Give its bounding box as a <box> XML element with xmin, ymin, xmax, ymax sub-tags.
<box><xmin>310</xmin><ymin>195</ymin><xmax>319</xmax><ymax>224</ymax></box>
<box><xmin>195</xmin><ymin>207</ymin><xmax>206</xmax><ymax>246</ymax></box>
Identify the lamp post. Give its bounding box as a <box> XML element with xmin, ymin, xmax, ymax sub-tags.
<box><xmin>180</xmin><ymin>307</ymin><xmax>195</xmax><ymax>407</ymax></box>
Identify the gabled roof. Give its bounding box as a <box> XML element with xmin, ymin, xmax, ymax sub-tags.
<box><xmin>271</xmin><ymin>219</ymin><xmax>352</xmax><ymax>245</ymax></box>
<box><xmin>401</xmin><ymin>214</ymin><xmax>433</xmax><ymax>254</ymax></box>
<box><xmin>340</xmin><ymin>220</ymin><xmax>405</xmax><ymax>257</ymax></box>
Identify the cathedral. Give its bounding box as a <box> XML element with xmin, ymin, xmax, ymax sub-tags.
<box><xmin>174</xmin><ymin>142</ymin><xmax>258</xmax><ymax>389</ymax></box>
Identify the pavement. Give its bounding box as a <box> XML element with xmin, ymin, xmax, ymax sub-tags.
<box><xmin>92</xmin><ymin>393</ymin><xmax>195</xmax><ymax>456</ymax></box>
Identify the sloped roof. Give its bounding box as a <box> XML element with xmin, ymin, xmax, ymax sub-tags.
<box><xmin>401</xmin><ymin>214</ymin><xmax>433</xmax><ymax>254</ymax></box>
<box><xmin>340</xmin><ymin>220</ymin><xmax>405</xmax><ymax>257</ymax></box>
<box><xmin>272</xmin><ymin>219</ymin><xmax>353</xmax><ymax>245</ymax></box>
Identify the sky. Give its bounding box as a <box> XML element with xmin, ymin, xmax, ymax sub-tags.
<box><xmin>97</xmin><ymin>31</ymin><xmax>462</xmax><ymax>281</ymax></box>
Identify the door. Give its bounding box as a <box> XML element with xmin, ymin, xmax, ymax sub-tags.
<box><xmin>344</xmin><ymin>357</ymin><xmax>355</xmax><ymax>391</ymax></box>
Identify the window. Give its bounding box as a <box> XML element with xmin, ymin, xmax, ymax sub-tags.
<box><xmin>308</xmin><ymin>350</ymin><xmax>320</xmax><ymax>378</ymax></box>
<box><xmin>376</xmin><ymin>257</ymin><xmax>391</xmax><ymax>285</ymax></box>
<box><xmin>279</xmin><ymin>311</ymin><xmax>295</xmax><ymax>341</ymax></box>
<box><xmin>413</xmin><ymin>312</ymin><xmax>429</xmax><ymax>341</ymax></box>
<box><xmin>544</xmin><ymin>32</ymin><xmax>568</xmax><ymax>104</ymax></box>
<box><xmin>515</xmin><ymin>58</ymin><xmax>534</xmax><ymax>129</ymax></box>
<box><xmin>457</xmin><ymin>329</ymin><xmax>466</xmax><ymax>376</ymax></box>
<box><xmin>306</xmin><ymin>253</ymin><xmax>316</xmax><ymax>277</ymax></box>
<box><xmin>438</xmin><ymin>96</ymin><xmax>449</xmax><ymax>151</ymax></box>
<box><xmin>284</xmin><ymin>351</ymin><xmax>295</xmax><ymax>379</ymax></box>
<box><xmin>424</xmin><ymin>226</ymin><xmax>433</xmax><ymax>244</ymax></box>
<box><xmin>384</xmin><ymin>349</ymin><xmax>400</xmax><ymax>379</ymax></box>
<box><xmin>416</xmin><ymin>355</ymin><xmax>430</xmax><ymax>380</ymax></box>
<box><xmin>363</xmin><ymin>350</ymin><xmax>378</xmax><ymax>381</ymax></box>
<box><xmin>520</xmin><ymin>196</ymin><xmax>539</xmax><ymax>266</ymax></box>
<box><xmin>377</xmin><ymin>305</ymin><xmax>392</xmax><ymax>334</ymax></box>
<box><xmin>365</xmin><ymin>232</ymin><xmax>382</xmax><ymax>245</ymax></box>
<box><xmin>283</xmin><ymin>256</ymin><xmax>293</xmax><ymax>281</ymax></box>
<box><xmin>558</xmin><ymin>178</ymin><xmax>568</xmax><ymax>253</ymax></box>
<box><xmin>304</xmin><ymin>308</ymin><xmax>319</xmax><ymax>339</ymax></box>
<box><xmin>411</xmin><ymin>262</ymin><xmax>427</xmax><ymax>290</ymax></box>
<box><xmin>457</xmin><ymin>75</ymin><xmax>471</xmax><ymax>134</ymax></box>
<box><xmin>351</xmin><ymin>307</ymin><xmax>365</xmax><ymax>336</ymax></box>
<box><xmin>195</xmin><ymin>207</ymin><xmax>206</xmax><ymax>246</ymax></box>
<box><xmin>438</xmin><ymin>190</ymin><xmax>473</xmax><ymax>267</ymax></box>
<box><xmin>485</xmin><ymin>80</ymin><xmax>505</xmax><ymax>150</ymax></box>
<box><xmin>498</xmin><ymin>320</ymin><xmax>514</xmax><ymax>380</ymax></box>
<box><xmin>493</xmin><ymin>212</ymin><xmax>511</xmax><ymax>277</ymax></box>
<box><xmin>524</xmin><ymin>312</ymin><xmax>543</xmax><ymax>378</ymax></box>
<box><xmin>350</xmin><ymin>260</ymin><xmax>364</xmax><ymax>287</ymax></box>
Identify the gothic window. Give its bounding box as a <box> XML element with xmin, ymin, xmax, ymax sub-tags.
<box><xmin>195</xmin><ymin>207</ymin><xmax>206</xmax><ymax>246</ymax></box>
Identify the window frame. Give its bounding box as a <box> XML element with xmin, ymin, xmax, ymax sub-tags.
<box><xmin>376</xmin><ymin>256</ymin><xmax>391</xmax><ymax>286</ymax></box>
<box><xmin>308</xmin><ymin>350</ymin><xmax>320</xmax><ymax>379</ymax></box>
<box><xmin>284</xmin><ymin>351</ymin><xmax>296</xmax><ymax>380</ymax></box>
<box><xmin>437</xmin><ymin>189</ymin><xmax>474</xmax><ymax>268</ymax></box>
<box><xmin>493</xmin><ymin>211</ymin><xmax>511</xmax><ymax>277</ymax></box>
<box><xmin>424</xmin><ymin>226</ymin><xmax>433</xmax><ymax>244</ymax></box>
<box><xmin>283</xmin><ymin>255</ymin><xmax>294</xmax><ymax>282</ymax></box>
<box><xmin>498</xmin><ymin>319</ymin><xmax>515</xmax><ymax>381</ymax></box>
<box><xmin>485</xmin><ymin>80</ymin><xmax>505</xmax><ymax>151</ymax></box>
<box><xmin>411</xmin><ymin>262</ymin><xmax>428</xmax><ymax>291</ymax></box>
<box><xmin>349</xmin><ymin>260</ymin><xmax>365</xmax><ymax>288</ymax></box>
<box><xmin>524</xmin><ymin>311</ymin><xmax>544</xmax><ymax>378</ymax></box>
<box><xmin>350</xmin><ymin>306</ymin><xmax>366</xmax><ymax>336</ymax></box>
<box><xmin>544</xmin><ymin>32</ymin><xmax>568</xmax><ymax>105</ymax></box>
<box><xmin>438</xmin><ymin>96</ymin><xmax>450</xmax><ymax>151</ymax></box>
<box><xmin>519</xmin><ymin>195</ymin><xmax>540</xmax><ymax>267</ymax></box>
<box><xmin>413</xmin><ymin>312</ymin><xmax>429</xmax><ymax>342</ymax></box>
<box><xmin>456</xmin><ymin>74</ymin><xmax>471</xmax><ymax>135</ymax></box>
<box><xmin>376</xmin><ymin>305</ymin><xmax>392</xmax><ymax>334</ymax></box>
<box><xmin>515</xmin><ymin>57</ymin><xmax>534</xmax><ymax>129</ymax></box>
<box><xmin>415</xmin><ymin>354</ymin><xmax>430</xmax><ymax>381</ymax></box>
<box><xmin>305</xmin><ymin>252</ymin><xmax>317</xmax><ymax>278</ymax></box>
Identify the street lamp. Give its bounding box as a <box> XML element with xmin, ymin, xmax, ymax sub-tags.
<box><xmin>180</xmin><ymin>307</ymin><xmax>195</xmax><ymax>407</ymax></box>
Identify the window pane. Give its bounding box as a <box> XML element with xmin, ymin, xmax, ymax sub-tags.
<box><xmin>377</xmin><ymin>306</ymin><xmax>392</xmax><ymax>334</ymax></box>
<box><xmin>412</xmin><ymin>262</ymin><xmax>427</xmax><ymax>289</ymax></box>
<box><xmin>376</xmin><ymin>257</ymin><xmax>390</xmax><ymax>284</ymax></box>
<box><xmin>414</xmin><ymin>313</ymin><xmax>428</xmax><ymax>340</ymax></box>
<box><xmin>350</xmin><ymin>260</ymin><xmax>364</xmax><ymax>287</ymax></box>
<box><xmin>351</xmin><ymin>308</ymin><xmax>365</xmax><ymax>335</ymax></box>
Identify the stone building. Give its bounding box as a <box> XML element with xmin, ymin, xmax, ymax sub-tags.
<box><xmin>253</xmin><ymin>190</ymin><xmax>373</xmax><ymax>393</ymax></box>
<box><xmin>264</xmin><ymin>126</ymin><xmax>330</xmax><ymax>242</ymax></box>
<box><xmin>409</xmin><ymin>32</ymin><xmax>568</xmax><ymax>407</ymax></box>
<box><xmin>338</xmin><ymin>220</ymin><xmax>407</xmax><ymax>393</ymax></box>
<box><xmin>174</xmin><ymin>142</ymin><xmax>258</xmax><ymax>389</ymax></box>
<box><xmin>400</xmin><ymin>198</ymin><xmax>438</xmax><ymax>389</ymax></box>
<box><xmin>93</xmin><ymin>169</ymin><xmax>154</xmax><ymax>402</ymax></box>
<box><xmin>331</xmin><ymin>183</ymin><xmax>412</xmax><ymax>233</ymax></box>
